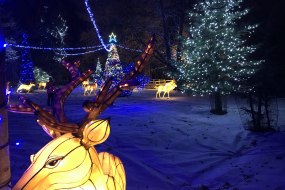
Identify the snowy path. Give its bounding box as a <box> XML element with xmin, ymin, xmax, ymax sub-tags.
<box><xmin>8</xmin><ymin>88</ymin><xmax>285</xmax><ymax>189</ymax></box>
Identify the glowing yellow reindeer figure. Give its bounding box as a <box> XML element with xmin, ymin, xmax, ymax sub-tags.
<box><xmin>38</xmin><ymin>82</ymin><xmax>47</xmax><ymax>89</ymax></box>
<box><xmin>84</xmin><ymin>83</ymin><xmax>97</xmax><ymax>96</ymax></box>
<box><xmin>13</xmin><ymin>119</ymin><xmax>125</xmax><ymax>190</ymax></box>
<box><xmin>82</xmin><ymin>78</ymin><xmax>89</xmax><ymax>87</ymax></box>
<box><xmin>156</xmin><ymin>80</ymin><xmax>177</xmax><ymax>99</ymax></box>
<box><xmin>8</xmin><ymin>34</ymin><xmax>156</xmax><ymax>190</ymax></box>
<box><xmin>17</xmin><ymin>83</ymin><xmax>35</xmax><ymax>93</ymax></box>
<box><xmin>11</xmin><ymin>74</ymin><xmax>126</xmax><ymax>190</ymax></box>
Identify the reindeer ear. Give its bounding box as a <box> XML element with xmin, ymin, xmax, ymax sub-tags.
<box><xmin>81</xmin><ymin>119</ymin><xmax>110</xmax><ymax>147</ymax></box>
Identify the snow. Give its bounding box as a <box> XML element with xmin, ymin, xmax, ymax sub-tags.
<box><xmin>7</xmin><ymin>88</ymin><xmax>285</xmax><ymax>189</ymax></box>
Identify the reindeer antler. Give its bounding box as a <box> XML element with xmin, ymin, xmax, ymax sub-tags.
<box><xmin>7</xmin><ymin>34</ymin><xmax>155</xmax><ymax>138</ymax></box>
<box><xmin>80</xmin><ymin>34</ymin><xmax>155</xmax><ymax>127</ymax></box>
<box><xmin>53</xmin><ymin>62</ymin><xmax>92</xmax><ymax>122</ymax></box>
<box><xmin>7</xmin><ymin>61</ymin><xmax>93</xmax><ymax>137</ymax></box>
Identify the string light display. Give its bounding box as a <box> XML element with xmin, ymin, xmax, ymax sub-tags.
<box><xmin>20</xmin><ymin>33</ymin><xmax>35</xmax><ymax>83</ymax></box>
<box><xmin>84</xmin><ymin>0</ymin><xmax>111</xmax><ymax>52</ymax></box>
<box><xmin>1</xmin><ymin>0</ymin><xmax>143</xmax><ymax>56</ymax></box>
<box><xmin>117</xmin><ymin>44</ymin><xmax>142</xmax><ymax>53</ymax></box>
<box><xmin>109</xmin><ymin>33</ymin><xmax>117</xmax><ymax>43</ymax></box>
<box><xmin>104</xmin><ymin>42</ymin><xmax>124</xmax><ymax>86</ymax></box>
<box><xmin>4</xmin><ymin>43</ymin><xmax>140</xmax><ymax>56</ymax></box>
<box><xmin>55</xmin><ymin>47</ymin><xmax>105</xmax><ymax>56</ymax></box>
<box><xmin>5</xmin><ymin>43</ymin><xmax>103</xmax><ymax>51</ymax></box>
<box><xmin>92</xmin><ymin>58</ymin><xmax>104</xmax><ymax>87</ymax></box>
<box><xmin>172</xmin><ymin>0</ymin><xmax>262</xmax><ymax>95</ymax></box>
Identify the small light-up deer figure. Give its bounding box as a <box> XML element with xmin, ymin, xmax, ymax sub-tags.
<box><xmin>84</xmin><ymin>83</ymin><xmax>97</xmax><ymax>96</ymax></box>
<box><xmin>16</xmin><ymin>83</ymin><xmax>35</xmax><ymax>93</ymax></box>
<box><xmin>82</xmin><ymin>78</ymin><xmax>89</xmax><ymax>87</ymax></box>
<box><xmin>8</xmin><ymin>34</ymin><xmax>155</xmax><ymax>190</ymax></box>
<box><xmin>156</xmin><ymin>80</ymin><xmax>177</xmax><ymax>99</ymax></box>
<box><xmin>38</xmin><ymin>82</ymin><xmax>47</xmax><ymax>89</ymax></box>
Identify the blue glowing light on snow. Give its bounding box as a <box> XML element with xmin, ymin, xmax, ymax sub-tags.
<box><xmin>15</xmin><ymin>142</ymin><xmax>20</xmax><ymax>146</ymax></box>
<box><xmin>0</xmin><ymin>31</ymin><xmax>5</xmax><ymax>50</ymax></box>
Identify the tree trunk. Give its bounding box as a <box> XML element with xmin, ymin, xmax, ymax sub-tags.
<box><xmin>257</xmin><ymin>89</ymin><xmax>263</xmax><ymax>129</ymax></box>
<box><xmin>248</xmin><ymin>93</ymin><xmax>257</xmax><ymax>127</ymax></box>
<box><xmin>211</xmin><ymin>92</ymin><xmax>227</xmax><ymax>115</ymax></box>
<box><xmin>0</xmin><ymin>30</ymin><xmax>11</xmax><ymax>190</ymax></box>
<box><xmin>158</xmin><ymin>0</ymin><xmax>172</xmax><ymax>62</ymax></box>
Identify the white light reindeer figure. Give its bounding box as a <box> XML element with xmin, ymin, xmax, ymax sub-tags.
<box><xmin>156</xmin><ymin>80</ymin><xmax>177</xmax><ymax>99</ymax></box>
<box><xmin>8</xmin><ymin>34</ymin><xmax>155</xmax><ymax>190</ymax></box>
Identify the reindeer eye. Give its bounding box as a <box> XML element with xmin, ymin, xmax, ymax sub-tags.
<box><xmin>45</xmin><ymin>157</ymin><xmax>63</xmax><ymax>168</ymax></box>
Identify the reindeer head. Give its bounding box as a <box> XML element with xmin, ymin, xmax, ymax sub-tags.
<box><xmin>9</xmin><ymin>34</ymin><xmax>155</xmax><ymax>190</ymax></box>
<box><xmin>13</xmin><ymin>120</ymin><xmax>111</xmax><ymax>190</ymax></box>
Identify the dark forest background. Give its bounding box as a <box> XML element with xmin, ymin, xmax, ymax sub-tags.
<box><xmin>1</xmin><ymin>0</ymin><xmax>285</xmax><ymax>96</ymax></box>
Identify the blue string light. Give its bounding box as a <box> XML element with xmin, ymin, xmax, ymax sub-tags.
<box><xmin>4</xmin><ymin>42</ymin><xmax>140</xmax><ymax>55</ymax></box>
<box><xmin>84</xmin><ymin>0</ymin><xmax>112</xmax><ymax>52</ymax></box>
<box><xmin>5</xmin><ymin>43</ymin><xmax>103</xmax><ymax>51</ymax></box>
<box><xmin>55</xmin><ymin>47</ymin><xmax>104</xmax><ymax>56</ymax></box>
<box><xmin>117</xmin><ymin>44</ymin><xmax>142</xmax><ymax>53</ymax></box>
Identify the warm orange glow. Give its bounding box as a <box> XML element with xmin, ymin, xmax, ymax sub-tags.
<box><xmin>16</xmin><ymin>83</ymin><xmax>35</xmax><ymax>93</ymax></box>
<box><xmin>82</xmin><ymin>79</ymin><xmax>89</xmax><ymax>87</ymax></box>
<box><xmin>156</xmin><ymin>80</ymin><xmax>177</xmax><ymax>99</ymax></box>
<box><xmin>13</xmin><ymin>119</ymin><xmax>126</xmax><ymax>190</ymax></box>
<box><xmin>84</xmin><ymin>83</ymin><xmax>97</xmax><ymax>96</ymax></box>
<box><xmin>38</xmin><ymin>82</ymin><xmax>47</xmax><ymax>89</ymax></box>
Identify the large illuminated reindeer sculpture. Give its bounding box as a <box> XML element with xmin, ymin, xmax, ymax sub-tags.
<box><xmin>8</xmin><ymin>35</ymin><xmax>155</xmax><ymax>190</ymax></box>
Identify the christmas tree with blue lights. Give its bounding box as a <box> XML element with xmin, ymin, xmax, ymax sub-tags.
<box><xmin>173</xmin><ymin>0</ymin><xmax>262</xmax><ymax>114</ymax></box>
<box><xmin>20</xmin><ymin>33</ymin><xmax>35</xmax><ymax>84</ymax></box>
<box><xmin>104</xmin><ymin>33</ymin><xmax>124</xmax><ymax>86</ymax></box>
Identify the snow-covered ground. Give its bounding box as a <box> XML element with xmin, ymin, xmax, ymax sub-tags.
<box><xmin>7</xmin><ymin>88</ymin><xmax>285</xmax><ymax>189</ymax></box>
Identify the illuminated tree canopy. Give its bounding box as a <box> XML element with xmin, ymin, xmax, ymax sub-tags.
<box><xmin>173</xmin><ymin>0</ymin><xmax>263</xmax><ymax>95</ymax></box>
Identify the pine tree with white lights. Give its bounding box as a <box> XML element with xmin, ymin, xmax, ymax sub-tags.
<box><xmin>174</xmin><ymin>0</ymin><xmax>262</xmax><ymax>114</ymax></box>
<box><xmin>51</xmin><ymin>14</ymin><xmax>68</xmax><ymax>61</ymax></box>
<box><xmin>104</xmin><ymin>33</ymin><xmax>124</xmax><ymax>86</ymax></box>
<box><xmin>93</xmin><ymin>58</ymin><xmax>104</xmax><ymax>86</ymax></box>
<box><xmin>20</xmin><ymin>33</ymin><xmax>35</xmax><ymax>84</ymax></box>
<box><xmin>33</xmin><ymin>67</ymin><xmax>52</xmax><ymax>83</ymax></box>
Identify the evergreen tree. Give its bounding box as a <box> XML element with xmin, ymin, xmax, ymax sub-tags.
<box><xmin>174</xmin><ymin>0</ymin><xmax>262</xmax><ymax>96</ymax></box>
<box><xmin>50</xmin><ymin>14</ymin><xmax>68</xmax><ymax>62</ymax></box>
<box><xmin>0</xmin><ymin>5</ymin><xmax>21</xmax><ymax>85</ymax></box>
<box><xmin>93</xmin><ymin>58</ymin><xmax>104</xmax><ymax>86</ymax></box>
<box><xmin>104</xmin><ymin>33</ymin><xmax>124</xmax><ymax>86</ymax></box>
<box><xmin>33</xmin><ymin>67</ymin><xmax>52</xmax><ymax>83</ymax></box>
<box><xmin>20</xmin><ymin>33</ymin><xmax>35</xmax><ymax>84</ymax></box>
